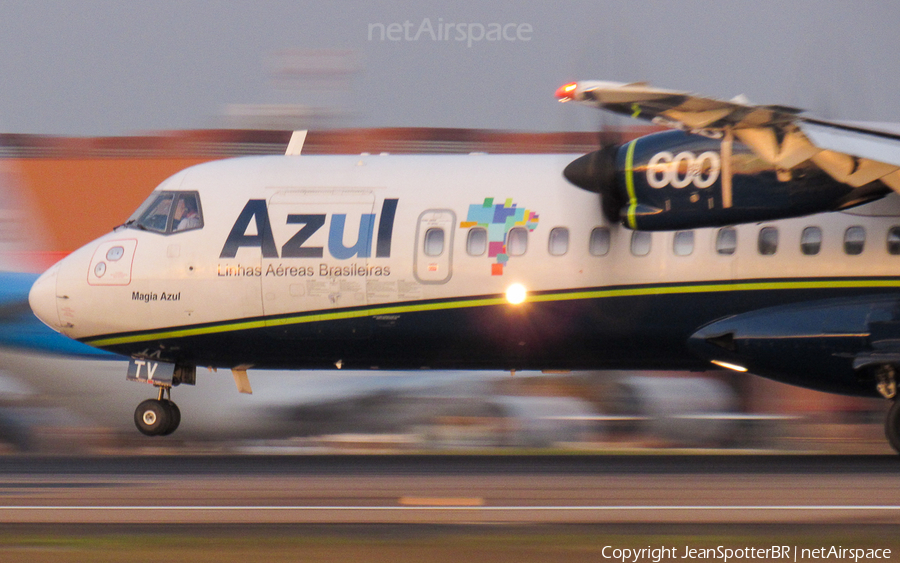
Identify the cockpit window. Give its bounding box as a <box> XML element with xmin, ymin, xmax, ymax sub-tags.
<box><xmin>172</xmin><ymin>193</ymin><xmax>203</xmax><ymax>232</ymax></box>
<box><xmin>134</xmin><ymin>192</ymin><xmax>175</xmax><ymax>233</ymax></box>
<box><xmin>127</xmin><ymin>191</ymin><xmax>203</xmax><ymax>234</ymax></box>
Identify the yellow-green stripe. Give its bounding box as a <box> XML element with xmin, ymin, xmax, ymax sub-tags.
<box><xmin>624</xmin><ymin>140</ymin><xmax>638</xmax><ymax>229</ymax></box>
<box><xmin>84</xmin><ymin>278</ymin><xmax>900</xmax><ymax>348</ymax></box>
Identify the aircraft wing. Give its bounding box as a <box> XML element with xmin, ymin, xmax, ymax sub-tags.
<box><xmin>557</xmin><ymin>81</ymin><xmax>900</xmax><ymax>192</ymax></box>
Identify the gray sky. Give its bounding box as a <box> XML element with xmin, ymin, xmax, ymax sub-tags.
<box><xmin>0</xmin><ymin>0</ymin><xmax>896</xmax><ymax>135</ymax></box>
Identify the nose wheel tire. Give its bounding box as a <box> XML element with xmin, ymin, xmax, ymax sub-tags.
<box><xmin>161</xmin><ymin>400</ymin><xmax>181</xmax><ymax>436</ymax></box>
<box><xmin>134</xmin><ymin>398</ymin><xmax>181</xmax><ymax>436</ymax></box>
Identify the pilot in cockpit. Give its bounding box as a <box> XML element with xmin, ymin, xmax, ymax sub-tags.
<box><xmin>173</xmin><ymin>196</ymin><xmax>202</xmax><ymax>231</ymax></box>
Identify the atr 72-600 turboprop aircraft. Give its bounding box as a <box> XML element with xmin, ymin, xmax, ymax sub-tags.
<box><xmin>27</xmin><ymin>81</ymin><xmax>900</xmax><ymax>452</ymax></box>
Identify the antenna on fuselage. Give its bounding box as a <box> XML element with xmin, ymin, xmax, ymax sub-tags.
<box><xmin>285</xmin><ymin>130</ymin><xmax>308</xmax><ymax>155</ymax></box>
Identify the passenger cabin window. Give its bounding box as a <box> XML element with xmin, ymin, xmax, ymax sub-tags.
<box><xmin>128</xmin><ymin>191</ymin><xmax>203</xmax><ymax>234</ymax></box>
<box><xmin>844</xmin><ymin>226</ymin><xmax>865</xmax><ymax>255</ymax></box>
<box><xmin>631</xmin><ymin>231</ymin><xmax>651</xmax><ymax>256</ymax></box>
<box><xmin>716</xmin><ymin>228</ymin><xmax>737</xmax><ymax>255</ymax></box>
<box><xmin>888</xmin><ymin>227</ymin><xmax>900</xmax><ymax>255</ymax></box>
<box><xmin>589</xmin><ymin>227</ymin><xmax>611</xmax><ymax>256</ymax></box>
<box><xmin>801</xmin><ymin>226</ymin><xmax>822</xmax><ymax>255</ymax></box>
<box><xmin>548</xmin><ymin>227</ymin><xmax>569</xmax><ymax>256</ymax></box>
<box><xmin>507</xmin><ymin>227</ymin><xmax>528</xmax><ymax>256</ymax></box>
<box><xmin>673</xmin><ymin>231</ymin><xmax>694</xmax><ymax>256</ymax></box>
<box><xmin>423</xmin><ymin>227</ymin><xmax>445</xmax><ymax>257</ymax></box>
<box><xmin>466</xmin><ymin>227</ymin><xmax>487</xmax><ymax>256</ymax></box>
<box><xmin>758</xmin><ymin>227</ymin><xmax>778</xmax><ymax>255</ymax></box>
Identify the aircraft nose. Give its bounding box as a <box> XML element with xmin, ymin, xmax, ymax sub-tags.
<box><xmin>29</xmin><ymin>264</ymin><xmax>61</xmax><ymax>331</ymax></box>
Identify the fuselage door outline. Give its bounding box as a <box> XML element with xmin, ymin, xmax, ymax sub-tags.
<box><xmin>413</xmin><ymin>209</ymin><xmax>456</xmax><ymax>284</ymax></box>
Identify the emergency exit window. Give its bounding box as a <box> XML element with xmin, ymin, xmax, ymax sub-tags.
<box><xmin>423</xmin><ymin>227</ymin><xmax>445</xmax><ymax>256</ymax></box>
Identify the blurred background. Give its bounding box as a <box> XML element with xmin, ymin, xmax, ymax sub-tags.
<box><xmin>0</xmin><ymin>1</ymin><xmax>898</xmax><ymax>135</ymax></box>
<box><xmin>0</xmin><ymin>0</ymin><xmax>895</xmax><ymax>455</ymax></box>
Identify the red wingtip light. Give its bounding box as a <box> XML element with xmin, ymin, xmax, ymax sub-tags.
<box><xmin>555</xmin><ymin>82</ymin><xmax>578</xmax><ymax>102</ymax></box>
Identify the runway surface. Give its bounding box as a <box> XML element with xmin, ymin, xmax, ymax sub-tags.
<box><xmin>1</xmin><ymin>454</ymin><xmax>899</xmax><ymax>524</ymax></box>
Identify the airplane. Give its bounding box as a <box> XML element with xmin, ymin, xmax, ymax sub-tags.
<box><xmin>26</xmin><ymin>80</ymin><xmax>900</xmax><ymax>454</ymax></box>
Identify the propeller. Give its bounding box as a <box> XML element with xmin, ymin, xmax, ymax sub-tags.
<box><xmin>560</xmin><ymin>83</ymin><xmax>626</xmax><ymax>224</ymax></box>
<box><xmin>563</xmin><ymin>145</ymin><xmax>622</xmax><ymax>224</ymax></box>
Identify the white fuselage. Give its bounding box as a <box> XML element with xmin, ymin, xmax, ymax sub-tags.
<box><xmin>27</xmin><ymin>153</ymin><xmax>900</xmax><ymax>372</ymax></box>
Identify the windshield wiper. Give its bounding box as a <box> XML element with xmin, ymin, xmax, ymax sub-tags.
<box><xmin>115</xmin><ymin>219</ymin><xmax>146</xmax><ymax>231</ymax></box>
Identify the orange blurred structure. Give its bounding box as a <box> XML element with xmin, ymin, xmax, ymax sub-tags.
<box><xmin>1</xmin><ymin>127</ymin><xmax>658</xmax><ymax>255</ymax></box>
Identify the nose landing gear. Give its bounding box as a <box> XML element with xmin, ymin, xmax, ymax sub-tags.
<box><xmin>134</xmin><ymin>386</ymin><xmax>181</xmax><ymax>436</ymax></box>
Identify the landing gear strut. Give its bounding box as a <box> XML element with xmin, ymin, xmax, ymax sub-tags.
<box><xmin>134</xmin><ymin>386</ymin><xmax>181</xmax><ymax>436</ymax></box>
<box><xmin>876</xmin><ymin>365</ymin><xmax>898</xmax><ymax>400</ymax></box>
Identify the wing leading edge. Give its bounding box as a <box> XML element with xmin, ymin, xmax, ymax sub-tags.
<box><xmin>557</xmin><ymin>81</ymin><xmax>900</xmax><ymax>194</ymax></box>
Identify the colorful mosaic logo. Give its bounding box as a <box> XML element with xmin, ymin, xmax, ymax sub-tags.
<box><xmin>459</xmin><ymin>197</ymin><xmax>539</xmax><ymax>275</ymax></box>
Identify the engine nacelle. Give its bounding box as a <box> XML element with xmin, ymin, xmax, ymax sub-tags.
<box><xmin>564</xmin><ymin>130</ymin><xmax>886</xmax><ymax>231</ymax></box>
